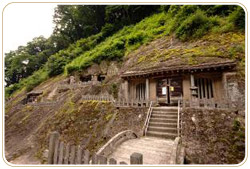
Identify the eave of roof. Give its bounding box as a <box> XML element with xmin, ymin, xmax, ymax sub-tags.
<box><xmin>121</xmin><ymin>61</ymin><xmax>236</xmax><ymax>78</ymax></box>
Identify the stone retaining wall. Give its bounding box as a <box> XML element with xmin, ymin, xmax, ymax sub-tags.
<box><xmin>181</xmin><ymin>108</ymin><xmax>245</xmax><ymax>164</ymax></box>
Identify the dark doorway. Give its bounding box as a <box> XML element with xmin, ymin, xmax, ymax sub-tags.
<box><xmin>157</xmin><ymin>78</ymin><xmax>171</xmax><ymax>105</ymax></box>
<box><xmin>157</xmin><ymin>77</ymin><xmax>183</xmax><ymax>106</ymax></box>
<box><xmin>80</xmin><ymin>75</ymin><xmax>92</xmax><ymax>82</ymax></box>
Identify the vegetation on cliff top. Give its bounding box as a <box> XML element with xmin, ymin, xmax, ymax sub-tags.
<box><xmin>5</xmin><ymin>5</ymin><xmax>245</xmax><ymax>98</ymax></box>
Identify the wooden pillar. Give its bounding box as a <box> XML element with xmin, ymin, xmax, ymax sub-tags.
<box><xmin>190</xmin><ymin>74</ymin><xmax>198</xmax><ymax>107</ymax></box>
<box><xmin>130</xmin><ymin>152</ymin><xmax>143</xmax><ymax>164</ymax></box>
<box><xmin>109</xmin><ymin>158</ymin><xmax>117</xmax><ymax>164</ymax></box>
<box><xmin>124</xmin><ymin>80</ymin><xmax>129</xmax><ymax>101</ymax></box>
<box><xmin>48</xmin><ymin>131</ymin><xmax>59</xmax><ymax>164</ymax></box>
<box><xmin>190</xmin><ymin>74</ymin><xmax>198</xmax><ymax>98</ymax></box>
<box><xmin>146</xmin><ymin>78</ymin><xmax>149</xmax><ymax>101</ymax></box>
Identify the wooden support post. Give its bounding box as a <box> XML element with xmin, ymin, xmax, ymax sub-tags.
<box><xmin>124</xmin><ymin>80</ymin><xmax>129</xmax><ymax>101</ymax></box>
<box><xmin>69</xmin><ymin>145</ymin><xmax>76</xmax><ymax>164</ymax></box>
<box><xmin>58</xmin><ymin>141</ymin><xmax>64</xmax><ymax>164</ymax></box>
<box><xmin>75</xmin><ymin>145</ymin><xmax>82</xmax><ymax>164</ymax></box>
<box><xmin>98</xmin><ymin>155</ymin><xmax>107</xmax><ymax>164</ymax></box>
<box><xmin>83</xmin><ymin>150</ymin><xmax>90</xmax><ymax>164</ymax></box>
<box><xmin>63</xmin><ymin>143</ymin><xmax>70</xmax><ymax>164</ymax></box>
<box><xmin>92</xmin><ymin>154</ymin><xmax>98</xmax><ymax>164</ymax></box>
<box><xmin>48</xmin><ymin>131</ymin><xmax>59</xmax><ymax>164</ymax></box>
<box><xmin>146</xmin><ymin>78</ymin><xmax>149</xmax><ymax>100</ymax></box>
<box><xmin>109</xmin><ymin>158</ymin><xmax>117</xmax><ymax>164</ymax></box>
<box><xmin>120</xmin><ymin>161</ymin><xmax>128</xmax><ymax>164</ymax></box>
<box><xmin>130</xmin><ymin>152</ymin><xmax>143</xmax><ymax>164</ymax></box>
<box><xmin>53</xmin><ymin>138</ymin><xmax>59</xmax><ymax>164</ymax></box>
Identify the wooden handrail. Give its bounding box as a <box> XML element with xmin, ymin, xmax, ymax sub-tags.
<box><xmin>177</xmin><ymin>99</ymin><xmax>180</xmax><ymax>137</ymax></box>
<box><xmin>143</xmin><ymin>101</ymin><xmax>153</xmax><ymax>136</ymax></box>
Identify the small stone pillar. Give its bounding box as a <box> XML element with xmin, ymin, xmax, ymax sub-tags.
<box><xmin>124</xmin><ymin>80</ymin><xmax>129</xmax><ymax>101</ymax></box>
<box><xmin>190</xmin><ymin>74</ymin><xmax>198</xmax><ymax>97</ymax></box>
<box><xmin>92</xmin><ymin>75</ymin><xmax>98</xmax><ymax>81</ymax></box>
<box><xmin>190</xmin><ymin>74</ymin><xmax>198</xmax><ymax>107</ymax></box>
<box><xmin>130</xmin><ymin>152</ymin><xmax>143</xmax><ymax>164</ymax></box>
<box><xmin>48</xmin><ymin>131</ymin><xmax>60</xmax><ymax>164</ymax></box>
<box><xmin>146</xmin><ymin>78</ymin><xmax>149</xmax><ymax>100</ymax></box>
<box><xmin>69</xmin><ymin>76</ymin><xmax>76</xmax><ymax>84</ymax></box>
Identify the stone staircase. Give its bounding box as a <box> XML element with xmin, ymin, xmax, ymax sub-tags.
<box><xmin>146</xmin><ymin>107</ymin><xmax>178</xmax><ymax>139</ymax></box>
<box><xmin>101</xmin><ymin>106</ymin><xmax>184</xmax><ymax>164</ymax></box>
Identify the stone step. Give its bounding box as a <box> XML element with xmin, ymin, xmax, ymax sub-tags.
<box><xmin>107</xmin><ymin>137</ymin><xmax>175</xmax><ymax>164</ymax></box>
<box><xmin>150</xmin><ymin>117</ymin><xmax>177</xmax><ymax>123</ymax></box>
<box><xmin>152</xmin><ymin>111</ymin><xmax>178</xmax><ymax>115</ymax></box>
<box><xmin>142</xmin><ymin>137</ymin><xmax>175</xmax><ymax>144</ymax></box>
<box><xmin>152</xmin><ymin>106</ymin><xmax>178</xmax><ymax>110</ymax></box>
<box><xmin>146</xmin><ymin>131</ymin><xmax>177</xmax><ymax>139</ymax></box>
<box><xmin>108</xmin><ymin>152</ymin><xmax>171</xmax><ymax>165</ymax></box>
<box><xmin>116</xmin><ymin>144</ymin><xmax>172</xmax><ymax>155</ymax></box>
<box><xmin>109</xmin><ymin>148</ymin><xmax>171</xmax><ymax>164</ymax></box>
<box><xmin>149</xmin><ymin>121</ymin><xmax>177</xmax><ymax>128</ymax></box>
<box><xmin>151</xmin><ymin>114</ymin><xmax>177</xmax><ymax>119</ymax></box>
<box><xmin>148</xmin><ymin>126</ymin><xmax>177</xmax><ymax>134</ymax></box>
<box><xmin>121</xmin><ymin>140</ymin><xmax>174</xmax><ymax>151</ymax></box>
<box><xmin>123</xmin><ymin>138</ymin><xmax>174</xmax><ymax>148</ymax></box>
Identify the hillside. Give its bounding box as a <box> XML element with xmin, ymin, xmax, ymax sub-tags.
<box><xmin>5</xmin><ymin>5</ymin><xmax>245</xmax><ymax>164</ymax></box>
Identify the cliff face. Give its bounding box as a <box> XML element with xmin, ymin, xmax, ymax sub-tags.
<box><xmin>5</xmin><ymin>74</ymin><xmax>147</xmax><ymax>164</ymax></box>
<box><xmin>181</xmin><ymin>108</ymin><xmax>245</xmax><ymax>164</ymax></box>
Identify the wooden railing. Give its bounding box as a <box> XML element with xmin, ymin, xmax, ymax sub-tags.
<box><xmin>59</xmin><ymin>81</ymin><xmax>101</xmax><ymax>90</ymax></box>
<box><xmin>114</xmin><ymin>98</ymin><xmax>151</xmax><ymax>108</ymax></box>
<box><xmin>183</xmin><ymin>99</ymin><xmax>232</xmax><ymax>109</ymax></box>
<box><xmin>47</xmin><ymin>131</ymin><xmax>143</xmax><ymax>165</ymax></box>
<box><xmin>143</xmin><ymin>101</ymin><xmax>153</xmax><ymax>136</ymax></box>
<box><xmin>177</xmin><ymin>99</ymin><xmax>181</xmax><ymax>137</ymax></box>
<box><xmin>82</xmin><ymin>95</ymin><xmax>114</xmax><ymax>102</ymax></box>
<box><xmin>81</xmin><ymin>95</ymin><xmax>151</xmax><ymax>108</ymax></box>
<box><xmin>27</xmin><ymin>99</ymin><xmax>64</xmax><ymax>107</ymax></box>
<box><xmin>96</xmin><ymin>130</ymin><xmax>137</xmax><ymax>157</ymax></box>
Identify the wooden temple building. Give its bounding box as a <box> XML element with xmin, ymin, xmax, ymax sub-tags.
<box><xmin>120</xmin><ymin>56</ymin><xmax>238</xmax><ymax>107</ymax></box>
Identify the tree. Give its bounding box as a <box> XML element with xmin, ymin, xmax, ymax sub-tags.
<box><xmin>53</xmin><ymin>5</ymin><xmax>106</xmax><ymax>45</ymax></box>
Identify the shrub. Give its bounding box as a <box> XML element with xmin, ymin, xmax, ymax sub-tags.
<box><xmin>204</xmin><ymin>5</ymin><xmax>236</xmax><ymax>16</ymax></box>
<box><xmin>127</xmin><ymin>31</ymin><xmax>145</xmax><ymax>45</ymax></box>
<box><xmin>176</xmin><ymin>10</ymin><xmax>214</xmax><ymax>41</ymax></box>
<box><xmin>160</xmin><ymin>5</ymin><xmax>170</xmax><ymax>13</ymax></box>
<box><xmin>229</xmin><ymin>6</ymin><xmax>245</xmax><ymax>30</ymax></box>
<box><xmin>47</xmin><ymin>54</ymin><xmax>68</xmax><ymax>77</ymax></box>
<box><xmin>101</xmin><ymin>23</ymin><xmax>117</xmax><ymax>38</ymax></box>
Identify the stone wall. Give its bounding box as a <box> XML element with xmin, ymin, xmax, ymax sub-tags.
<box><xmin>181</xmin><ymin>108</ymin><xmax>245</xmax><ymax>164</ymax></box>
<box><xmin>222</xmin><ymin>72</ymin><xmax>245</xmax><ymax>109</ymax></box>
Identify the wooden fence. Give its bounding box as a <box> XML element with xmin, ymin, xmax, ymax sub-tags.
<box><xmin>82</xmin><ymin>95</ymin><xmax>114</xmax><ymax>102</ymax></box>
<box><xmin>59</xmin><ymin>81</ymin><xmax>101</xmax><ymax>90</ymax></box>
<box><xmin>48</xmin><ymin>132</ymin><xmax>143</xmax><ymax>165</ymax></box>
<box><xmin>81</xmin><ymin>95</ymin><xmax>151</xmax><ymax>108</ymax></box>
<box><xmin>114</xmin><ymin>98</ymin><xmax>151</xmax><ymax>108</ymax></box>
<box><xmin>182</xmin><ymin>99</ymin><xmax>232</xmax><ymax>109</ymax></box>
<box><xmin>27</xmin><ymin>99</ymin><xmax>64</xmax><ymax>107</ymax></box>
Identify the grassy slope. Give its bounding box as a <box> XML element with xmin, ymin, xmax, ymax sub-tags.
<box><xmin>6</xmin><ymin>6</ymin><xmax>245</xmax><ymax>98</ymax></box>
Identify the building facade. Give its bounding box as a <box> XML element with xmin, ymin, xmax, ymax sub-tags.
<box><xmin>120</xmin><ymin>61</ymin><xmax>238</xmax><ymax>107</ymax></box>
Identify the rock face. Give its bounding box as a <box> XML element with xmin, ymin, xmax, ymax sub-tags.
<box><xmin>222</xmin><ymin>72</ymin><xmax>245</xmax><ymax>109</ymax></box>
<box><xmin>181</xmin><ymin>108</ymin><xmax>245</xmax><ymax>164</ymax></box>
<box><xmin>107</xmin><ymin>61</ymin><xmax>120</xmax><ymax>77</ymax></box>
